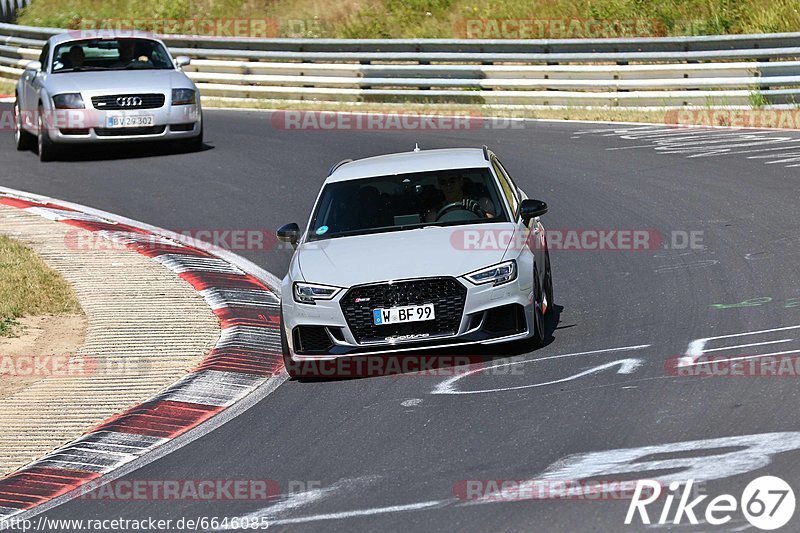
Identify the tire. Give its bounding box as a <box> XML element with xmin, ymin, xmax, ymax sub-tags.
<box><xmin>543</xmin><ymin>249</ymin><xmax>554</xmax><ymax>315</ymax></box>
<box><xmin>13</xmin><ymin>98</ymin><xmax>35</xmax><ymax>152</ymax></box>
<box><xmin>531</xmin><ymin>265</ymin><xmax>546</xmax><ymax>347</ymax></box>
<box><xmin>179</xmin><ymin>122</ymin><xmax>203</xmax><ymax>153</ymax></box>
<box><xmin>37</xmin><ymin>105</ymin><xmax>58</xmax><ymax>162</ymax></box>
<box><xmin>280</xmin><ymin>307</ymin><xmax>300</xmax><ymax>379</ymax></box>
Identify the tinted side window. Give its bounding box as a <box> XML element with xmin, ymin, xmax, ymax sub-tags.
<box><xmin>38</xmin><ymin>44</ymin><xmax>49</xmax><ymax>69</ymax></box>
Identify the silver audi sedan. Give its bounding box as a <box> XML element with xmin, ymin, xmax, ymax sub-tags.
<box><xmin>13</xmin><ymin>31</ymin><xmax>203</xmax><ymax>161</ymax></box>
<box><xmin>277</xmin><ymin>146</ymin><xmax>554</xmax><ymax>378</ymax></box>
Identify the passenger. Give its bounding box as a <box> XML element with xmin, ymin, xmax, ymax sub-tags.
<box><xmin>66</xmin><ymin>45</ymin><xmax>85</xmax><ymax>68</ymax></box>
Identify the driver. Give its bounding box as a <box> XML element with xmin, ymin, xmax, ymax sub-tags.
<box><xmin>111</xmin><ymin>40</ymin><xmax>150</xmax><ymax>67</ymax></box>
<box><xmin>425</xmin><ymin>174</ymin><xmax>495</xmax><ymax>222</ymax></box>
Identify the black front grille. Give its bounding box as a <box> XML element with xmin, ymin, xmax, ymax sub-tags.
<box><xmin>294</xmin><ymin>326</ymin><xmax>333</xmax><ymax>354</ymax></box>
<box><xmin>59</xmin><ymin>128</ymin><xmax>90</xmax><ymax>135</ymax></box>
<box><xmin>341</xmin><ymin>277</ymin><xmax>467</xmax><ymax>344</ymax></box>
<box><xmin>94</xmin><ymin>125</ymin><xmax>166</xmax><ymax>137</ymax></box>
<box><xmin>91</xmin><ymin>94</ymin><xmax>165</xmax><ymax>110</ymax></box>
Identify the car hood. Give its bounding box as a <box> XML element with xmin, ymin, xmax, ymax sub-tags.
<box><xmin>44</xmin><ymin>70</ymin><xmax>192</xmax><ymax>94</ymax></box>
<box><xmin>297</xmin><ymin>223</ymin><xmax>519</xmax><ymax>287</ymax></box>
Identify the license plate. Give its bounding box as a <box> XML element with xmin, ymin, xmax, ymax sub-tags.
<box><xmin>106</xmin><ymin>115</ymin><xmax>155</xmax><ymax>128</ymax></box>
<box><xmin>373</xmin><ymin>304</ymin><xmax>435</xmax><ymax>325</ymax></box>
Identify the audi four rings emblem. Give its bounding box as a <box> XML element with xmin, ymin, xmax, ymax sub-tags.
<box><xmin>115</xmin><ymin>96</ymin><xmax>142</xmax><ymax>107</ymax></box>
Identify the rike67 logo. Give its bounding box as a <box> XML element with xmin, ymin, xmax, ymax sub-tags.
<box><xmin>626</xmin><ymin>476</ymin><xmax>795</xmax><ymax>530</ymax></box>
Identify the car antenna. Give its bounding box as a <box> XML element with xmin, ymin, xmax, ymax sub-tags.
<box><xmin>413</xmin><ymin>142</ymin><xmax>420</xmax><ymax>152</ymax></box>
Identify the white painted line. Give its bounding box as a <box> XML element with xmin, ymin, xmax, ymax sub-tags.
<box><xmin>432</xmin><ymin>344</ymin><xmax>650</xmax><ymax>395</ymax></box>
<box><xmin>683</xmin><ymin>348</ymin><xmax>800</xmax><ymax>367</ymax></box>
<box><xmin>268</xmin><ymin>500</ymin><xmax>448</xmax><ymax>526</ymax></box>
<box><xmin>678</xmin><ymin>324</ymin><xmax>800</xmax><ymax>367</ymax></box>
<box><xmin>435</xmin><ymin>358</ymin><xmax>643</xmax><ymax>395</ymax></box>
<box><xmin>702</xmin><ymin>339</ymin><xmax>793</xmax><ymax>353</ymax></box>
<box><xmin>212</xmin><ymin>478</ymin><xmax>379</xmax><ymax>531</ymax></box>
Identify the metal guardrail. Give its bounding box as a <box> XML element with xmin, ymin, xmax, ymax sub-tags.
<box><xmin>0</xmin><ymin>0</ymin><xmax>28</xmax><ymax>24</ymax></box>
<box><xmin>1</xmin><ymin>22</ymin><xmax>800</xmax><ymax>107</ymax></box>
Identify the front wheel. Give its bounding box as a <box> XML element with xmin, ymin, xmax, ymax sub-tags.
<box><xmin>179</xmin><ymin>122</ymin><xmax>203</xmax><ymax>153</ymax></box>
<box><xmin>37</xmin><ymin>105</ymin><xmax>59</xmax><ymax>162</ymax></box>
<box><xmin>531</xmin><ymin>266</ymin><xmax>546</xmax><ymax>347</ymax></box>
<box><xmin>14</xmin><ymin>98</ymin><xmax>35</xmax><ymax>151</ymax></box>
<box><xmin>543</xmin><ymin>249</ymin><xmax>554</xmax><ymax>315</ymax></box>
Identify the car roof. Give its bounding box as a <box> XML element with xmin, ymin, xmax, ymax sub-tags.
<box><xmin>325</xmin><ymin>148</ymin><xmax>491</xmax><ymax>183</ymax></box>
<box><xmin>48</xmin><ymin>30</ymin><xmax>163</xmax><ymax>47</ymax></box>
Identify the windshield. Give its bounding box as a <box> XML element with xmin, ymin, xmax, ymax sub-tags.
<box><xmin>51</xmin><ymin>38</ymin><xmax>174</xmax><ymax>73</ymax></box>
<box><xmin>307</xmin><ymin>168</ymin><xmax>509</xmax><ymax>241</ymax></box>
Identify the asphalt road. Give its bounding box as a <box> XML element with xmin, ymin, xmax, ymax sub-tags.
<box><xmin>2</xmin><ymin>106</ymin><xmax>800</xmax><ymax>532</ymax></box>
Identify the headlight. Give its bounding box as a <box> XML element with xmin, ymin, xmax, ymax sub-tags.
<box><xmin>293</xmin><ymin>282</ymin><xmax>342</xmax><ymax>304</ymax></box>
<box><xmin>52</xmin><ymin>93</ymin><xmax>84</xmax><ymax>109</ymax></box>
<box><xmin>465</xmin><ymin>260</ymin><xmax>517</xmax><ymax>286</ymax></box>
<box><xmin>171</xmin><ymin>88</ymin><xmax>196</xmax><ymax>106</ymax></box>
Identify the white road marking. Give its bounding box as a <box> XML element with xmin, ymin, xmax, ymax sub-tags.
<box><xmin>432</xmin><ymin>345</ymin><xmax>650</xmax><ymax>395</ymax></box>
<box><xmin>268</xmin><ymin>500</ymin><xmax>449</xmax><ymax>526</ymax></box>
<box><xmin>401</xmin><ymin>399</ymin><xmax>423</xmax><ymax>407</ymax></box>
<box><xmin>511</xmin><ymin>432</ymin><xmax>800</xmax><ymax>499</ymax></box>
<box><xmin>580</xmin><ymin>125</ymin><xmax>800</xmax><ymax>168</ymax></box>
<box><xmin>683</xmin><ymin>348</ymin><xmax>800</xmax><ymax>367</ymax></box>
<box><xmin>678</xmin><ymin>324</ymin><xmax>800</xmax><ymax>367</ymax></box>
<box><xmin>702</xmin><ymin>339</ymin><xmax>793</xmax><ymax>353</ymax></box>
<box><xmin>654</xmin><ymin>260</ymin><xmax>719</xmax><ymax>273</ymax></box>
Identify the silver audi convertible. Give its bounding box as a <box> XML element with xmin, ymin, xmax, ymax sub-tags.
<box><xmin>13</xmin><ymin>31</ymin><xmax>202</xmax><ymax>161</ymax></box>
<box><xmin>277</xmin><ymin>146</ymin><xmax>554</xmax><ymax>377</ymax></box>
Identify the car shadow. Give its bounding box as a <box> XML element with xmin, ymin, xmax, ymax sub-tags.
<box><xmin>24</xmin><ymin>141</ymin><xmax>213</xmax><ymax>162</ymax></box>
<box><xmin>292</xmin><ymin>304</ymin><xmax>566</xmax><ymax>382</ymax></box>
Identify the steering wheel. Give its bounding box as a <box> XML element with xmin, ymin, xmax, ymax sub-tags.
<box><xmin>435</xmin><ymin>200</ymin><xmax>485</xmax><ymax>221</ymax></box>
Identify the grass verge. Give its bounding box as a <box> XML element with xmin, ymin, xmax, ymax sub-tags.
<box><xmin>0</xmin><ymin>235</ymin><xmax>82</xmax><ymax>337</ymax></box>
<box><xmin>201</xmin><ymin>96</ymin><xmax>701</xmax><ymax>125</ymax></box>
<box><xmin>16</xmin><ymin>0</ymin><xmax>800</xmax><ymax>38</ymax></box>
<box><xmin>0</xmin><ymin>78</ymin><xmax>16</xmax><ymax>97</ymax></box>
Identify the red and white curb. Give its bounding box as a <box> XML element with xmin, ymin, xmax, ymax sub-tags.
<box><xmin>0</xmin><ymin>187</ymin><xmax>286</xmax><ymax>525</ymax></box>
<box><xmin>0</xmin><ymin>95</ymin><xmax>12</xmax><ymax>103</ymax></box>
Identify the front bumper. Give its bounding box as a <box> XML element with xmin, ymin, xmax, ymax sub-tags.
<box><xmin>43</xmin><ymin>102</ymin><xmax>201</xmax><ymax>143</ymax></box>
<box><xmin>281</xmin><ymin>275</ymin><xmax>535</xmax><ymax>362</ymax></box>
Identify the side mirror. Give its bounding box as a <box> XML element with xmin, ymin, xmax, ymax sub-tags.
<box><xmin>277</xmin><ymin>223</ymin><xmax>300</xmax><ymax>247</ymax></box>
<box><xmin>175</xmin><ymin>56</ymin><xmax>191</xmax><ymax>68</ymax></box>
<box><xmin>25</xmin><ymin>60</ymin><xmax>42</xmax><ymax>72</ymax></box>
<box><xmin>520</xmin><ymin>199</ymin><xmax>548</xmax><ymax>221</ymax></box>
